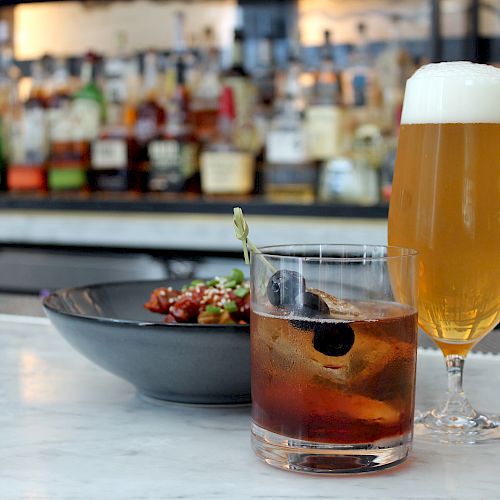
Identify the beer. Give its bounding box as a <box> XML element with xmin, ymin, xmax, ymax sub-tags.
<box><xmin>389</xmin><ymin>63</ymin><xmax>500</xmax><ymax>356</ymax></box>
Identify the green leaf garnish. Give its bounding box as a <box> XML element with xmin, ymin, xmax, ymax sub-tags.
<box><xmin>223</xmin><ymin>301</ymin><xmax>238</xmax><ymax>313</ymax></box>
<box><xmin>206</xmin><ymin>305</ymin><xmax>222</xmax><ymax>314</ymax></box>
<box><xmin>225</xmin><ymin>279</ymin><xmax>237</xmax><ymax>289</ymax></box>
<box><xmin>206</xmin><ymin>278</ymin><xmax>219</xmax><ymax>287</ymax></box>
<box><xmin>234</xmin><ymin>287</ymin><xmax>249</xmax><ymax>298</ymax></box>
<box><xmin>191</xmin><ymin>279</ymin><xmax>204</xmax><ymax>286</ymax></box>
<box><xmin>181</xmin><ymin>285</ymin><xmax>189</xmax><ymax>292</ymax></box>
<box><xmin>228</xmin><ymin>268</ymin><xmax>244</xmax><ymax>285</ymax></box>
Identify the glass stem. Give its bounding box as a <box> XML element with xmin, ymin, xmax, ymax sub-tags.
<box><xmin>446</xmin><ymin>354</ymin><xmax>465</xmax><ymax>398</ymax></box>
<box><xmin>435</xmin><ymin>354</ymin><xmax>477</xmax><ymax>420</ymax></box>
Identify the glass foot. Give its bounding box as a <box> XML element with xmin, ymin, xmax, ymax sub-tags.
<box><xmin>251</xmin><ymin>422</ymin><xmax>412</xmax><ymax>474</ymax></box>
<box><xmin>414</xmin><ymin>410</ymin><xmax>500</xmax><ymax>444</ymax></box>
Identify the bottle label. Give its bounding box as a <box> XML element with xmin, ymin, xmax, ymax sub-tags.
<box><xmin>200</xmin><ymin>151</ymin><xmax>254</xmax><ymax>194</ymax></box>
<box><xmin>92</xmin><ymin>139</ymin><xmax>128</xmax><ymax>169</ymax></box>
<box><xmin>266</xmin><ymin>129</ymin><xmax>309</xmax><ymax>164</ymax></box>
<box><xmin>148</xmin><ymin>140</ymin><xmax>198</xmax><ymax>179</ymax></box>
<box><xmin>48</xmin><ymin>105</ymin><xmax>73</xmax><ymax>143</ymax></box>
<box><xmin>71</xmin><ymin>99</ymin><xmax>101</xmax><ymax>141</ymax></box>
<box><xmin>23</xmin><ymin>108</ymin><xmax>48</xmax><ymax>164</ymax></box>
<box><xmin>306</xmin><ymin>105</ymin><xmax>344</xmax><ymax>160</ymax></box>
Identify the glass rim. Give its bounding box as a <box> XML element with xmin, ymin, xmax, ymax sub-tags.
<box><xmin>254</xmin><ymin>244</ymin><xmax>418</xmax><ymax>262</ymax></box>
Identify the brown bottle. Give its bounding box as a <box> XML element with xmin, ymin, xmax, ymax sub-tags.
<box><xmin>148</xmin><ymin>57</ymin><xmax>199</xmax><ymax>193</ymax></box>
<box><xmin>134</xmin><ymin>50</ymin><xmax>166</xmax><ymax>176</ymax></box>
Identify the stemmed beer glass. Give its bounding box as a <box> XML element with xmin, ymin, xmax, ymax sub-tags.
<box><xmin>388</xmin><ymin>62</ymin><xmax>500</xmax><ymax>443</ymax></box>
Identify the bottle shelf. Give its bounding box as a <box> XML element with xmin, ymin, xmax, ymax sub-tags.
<box><xmin>0</xmin><ymin>192</ymin><xmax>388</xmax><ymax>219</ymax></box>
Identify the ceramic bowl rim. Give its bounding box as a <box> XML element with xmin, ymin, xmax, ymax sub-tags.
<box><xmin>42</xmin><ymin>279</ymin><xmax>249</xmax><ymax>331</ymax></box>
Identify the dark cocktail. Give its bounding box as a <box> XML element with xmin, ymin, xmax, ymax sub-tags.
<box><xmin>250</xmin><ymin>245</ymin><xmax>418</xmax><ymax>473</ymax></box>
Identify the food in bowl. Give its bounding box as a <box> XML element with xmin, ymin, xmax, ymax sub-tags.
<box><xmin>144</xmin><ymin>268</ymin><xmax>250</xmax><ymax>325</ymax></box>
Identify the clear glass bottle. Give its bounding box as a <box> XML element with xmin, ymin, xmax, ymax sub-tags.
<box><xmin>8</xmin><ymin>59</ymin><xmax>48</xmax><ymax>192</ymax></box>
<box><xmin>305</xmin><ymin>30</ymin><xmax>344</xmax><ymax>162</ymax></box>
<box><xmin>315</xmin><ymin>30</ymin><xmax>341</xmax><ymax>105</ymax></box>
<box><xmin>222</xmin><ymin>29</ymin><xmax>254</xmax><ymax>133</ymax></box>
<box><xmin>264</xmin><ymin>95</ymin><xmax>315</xmax><ymax>202</ymax></box>
<box><xmin>342</xmin><ymin>22</ymin><xmax>382</xmax><ymax>138</ymax></box>
<box><xmin>254</xmin><ymin>36</ymin><xmax>276</xmax><ymax>108</ymax></box>
<box><xmin>200</xmin><ymin>85</ymin><xmax>254</xmax><ymax>195</ymax></box>
<box><xmin>374</xmin><ymin>15</ymin><xmax>415</xmax><ymax>136</ymax></box>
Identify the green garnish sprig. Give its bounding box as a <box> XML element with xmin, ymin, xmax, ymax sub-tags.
<box><xmin>233</xmin><ymin>207</ymin><xmax>261</xmax><ymax>265</ymax></box>
<box><xmin>233</xmin><ymin>207</ymin><xmax>276</xmax><ymax>272</ymax></box>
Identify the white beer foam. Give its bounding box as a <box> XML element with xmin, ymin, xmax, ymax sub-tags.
<box><xmin>401</xmin><ymin>61</ymin><xmax>500</xmax><ymax>124</ymax></box>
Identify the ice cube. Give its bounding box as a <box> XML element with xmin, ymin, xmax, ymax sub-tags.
<box><xmin>307</xmin><ymin>288</ymin><xmax>361</xmax><ymax>319</ymax></box>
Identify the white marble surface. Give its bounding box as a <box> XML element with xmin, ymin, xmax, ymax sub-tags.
<box><xmin>1</xmin><ymin>315</ymin><xmax>499</xmax><ymax>500</ymax></box>
<box><xmin>0</xmin><ymin>211</ymin><xmax>387</xmax><ymax>250</ymax></box>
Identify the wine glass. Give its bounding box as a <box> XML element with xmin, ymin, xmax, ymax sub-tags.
<box><xmin>388</xmin><ymin>61</ymin><xmax>500</xmax><ymax>443</ymax></box>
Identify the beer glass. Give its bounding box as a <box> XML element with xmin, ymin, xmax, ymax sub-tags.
<box><xmin>388</xmin><ymin>62</ymin><xmax>500</xmax><ymax>443</ymax></box>
<box><xmin>250</xmin><ymin>245</ymin><xmax>418</xmax><ymax>473</ymax></box>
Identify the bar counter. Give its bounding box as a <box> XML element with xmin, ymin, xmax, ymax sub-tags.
<box><xmin>1</xmin><ymin>308</ymin><xmax>499</xmax><ymax>499</ymax></box>
<box><xmin>0</xmin><ymin>195</ymin><xmax>387</xmax><ymax>252</ymax></box>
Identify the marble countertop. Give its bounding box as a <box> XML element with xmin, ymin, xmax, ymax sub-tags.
<box><xmin>1</xmin><ymin>314</ymin><xmax>499</xmax><ymax>500</ymax></box>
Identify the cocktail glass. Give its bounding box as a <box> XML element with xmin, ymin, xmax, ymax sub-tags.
<box><xmin>250</xmin><ymin>244</ymin><xmax>418</xmax><ymax>473</ymax></box>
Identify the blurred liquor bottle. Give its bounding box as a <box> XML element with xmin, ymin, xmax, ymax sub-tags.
<box><xmin>164</xmin><ymin>11</ymin><xmax>193</xmax><ymax>104</ymax></box>
<box><xmin>89</xmin><ymin>116</ymin><xmax>140</xmax><ymax>192</ymax></box>
<box><xmin>264</xmin><ymin>93</ymin><xmax>315</xmax><ymax>202</ymax></box>
<box><xmin>254</xmin><ymin>36</ymin><xmax>276</xmax><ymax>109</ymax></box>
<box><xmin>275</xmin><ymin>31</ymin><xmax>306</xmax><ymax>112</ymax></box>
<box><xmin>103</xmin><ymin>31</ymin><xmax>130</xmax><ymax>118</ymax></box>
<box><xmin>200</xmin><ymin>86</ymin><xmax>254</xmax><ymax>195</ymax></box>
<box><xmin>374</xmin><ymin>15</ymin><xmax>415</xmax><ymax>203</ymax></box>
<box><xmin>374</xmin><ymin>15</ymin><xmax>415</xmax><ymax>137</ymax></box>
<box><xmin>305</xmin><ymin>30</ymin><xmax>344</xmax><ymax>162</ymax></box>
<box><xmin>342</xmin><ymin>22</ymin><xmax>383</xmax><ymax>140</ymax></box>
<box><xmin>252</xmin><ymin>36</ymin><xmax>276</xmax><ymax>155</ymax></box>
<box><xmin>7</xmin><ymin>60</ymin><xmax>48</xmax><ymax>192</ymax></box>
<box><xmin>148</xmin><ymin>57</ymin><xmax>199</xmax><ymax>193</ymax></box>
<box><xmin>317</xmin><ymin>25</ymin><xmax>382</xmax><ymax>206</ymax></box>
<box><xmin>2</xmin><ymin>50</ymin><xmax>21</xmax><ymax>191</ymax></box>
<box><xmin>134</xmin><ymin>50</ymin><xmax>166</xmax><ymax>174</ymax></box>
<box><xmin>89</xmin><ymin>37</ymin><xmax>141</xmax><ymax>192</ymax></box>
<box><xmin>222</xmin><ymin>29</ymin><xmax>256</xmax><ymax>143</ymax></box>
<box><xmin>0</xmin><ymin>24</ymin><xmax>12</xmax><ymax>191</ymax></box>
<box><xmin>46</xmin><ymin>58</ymin><xmax>87</xmax><ymax>192</ymax></box>
<box><xmin>65</xmin><ymin>52</ymin><xmax>106</xmax><ymax>191</ymax></box>
<box><xmin>190</xmin><ymin>27</ymin><xmax>221</xmax><ymax>143</ymax></box>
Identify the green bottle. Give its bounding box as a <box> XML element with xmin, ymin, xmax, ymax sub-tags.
<box><xmin>48</xmin><ymin>53</ymin><xmax>105</xmax><ymax>192</ymax></box>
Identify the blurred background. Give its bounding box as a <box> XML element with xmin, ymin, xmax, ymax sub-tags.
<box><xmin>0</xmin><ymin>0</ymin><xmax>498</xmax><ymax>297</ymax></box>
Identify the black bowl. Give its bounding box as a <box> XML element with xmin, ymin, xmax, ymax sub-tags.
<box><xmin>43</xmin><ymin>280</ymin><xmax>251</xmax><ymax>404</ymax></box>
